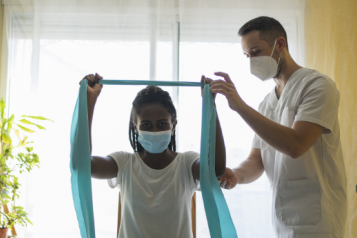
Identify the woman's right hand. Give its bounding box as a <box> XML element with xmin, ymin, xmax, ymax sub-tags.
<box><xmin>80</xmin><ymin>73</ymin><xmax>103</xmax><ymax>101</ymax></box>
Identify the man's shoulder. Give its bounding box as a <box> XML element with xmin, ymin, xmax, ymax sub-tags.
<box><xmin>301</xmin><ymin>68</ymin><xmax>335</xmax><ymax>87</ymax></box>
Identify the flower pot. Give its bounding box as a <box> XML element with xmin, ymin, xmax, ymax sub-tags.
<box><xmin>0</xmin><ymin>228</ymin><xmax>8</xmax><ymax>238</ymax></box>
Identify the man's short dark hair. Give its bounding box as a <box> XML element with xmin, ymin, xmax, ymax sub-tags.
<box><xmin>238</xmin><ymin>16</ymin><xmax>288</xmax><ymax>51</ymax></box>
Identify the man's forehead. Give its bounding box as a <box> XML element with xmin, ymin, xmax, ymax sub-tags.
<box><xmin>241</xmin><ymin>30</ymin><xmax>265</xmax><ymax>52</ymax></box>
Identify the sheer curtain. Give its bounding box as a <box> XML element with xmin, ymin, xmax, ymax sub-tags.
<box><xmin>1</xmin><ymin>0</ymin><xmax>304</xmax><ymax>237</ymax></box>
<box><xmin>304</xmin><ymin>1</ymin><xmax>357</xmax><ymax>237</ymax></box>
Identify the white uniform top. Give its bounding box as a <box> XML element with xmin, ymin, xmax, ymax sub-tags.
<box><xmin>107</xmin><ymin>151</ymin><xmax>200</xmax><ymax>238</ymax></box>
<box><xmin>252</xmin><ymin>68</ymin><xmax>347</xmax><ymax>238</ymax></box>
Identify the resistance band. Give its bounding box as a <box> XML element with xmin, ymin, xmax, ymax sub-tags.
<box><xmin>70</xmin><ymin>79</ymin><xmax>238</xmax><ymax>238</ymax></box>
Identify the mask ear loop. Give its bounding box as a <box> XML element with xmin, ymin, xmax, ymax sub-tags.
<box><xmin>270</xmin><ymin>39</ymin><xmax>282</xmax><ymax>65</ymax></box>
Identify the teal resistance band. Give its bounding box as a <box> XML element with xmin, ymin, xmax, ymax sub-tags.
<box><xmin>70</xmin><ymin>80</ymin><xmax>238</xmax><ymax>238</ymax></box>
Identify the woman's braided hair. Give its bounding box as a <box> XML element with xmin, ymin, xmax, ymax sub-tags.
<box><xmin>129</xmin><ymin>86</ymin><xmax>177</xmax><ymax>152</ymax></box>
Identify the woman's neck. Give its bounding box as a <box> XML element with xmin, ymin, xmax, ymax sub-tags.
<box><xmin>139</xmin><ymin>149</ymin><xmax>178</xmax><ymax>170</ymax></box>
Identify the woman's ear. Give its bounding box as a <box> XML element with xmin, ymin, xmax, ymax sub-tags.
<box><xmin>132</xmin><ymin>122</ymin><xmax>138</xmax><ymax>134</ymax></box>
<box><xmin>172</xmin><ymin>120</ymin><xmax>177</xmax><ymax>135</ymax></box>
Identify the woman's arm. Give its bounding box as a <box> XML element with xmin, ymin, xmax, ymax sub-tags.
<box><xmin>83</xmin><ymin>73</ymin><xmax>118</xmax><ymax>179</ymax></box>
<box><xmin>192</xmin><ymin>77</ymin><xmax>227</xmax><ymax>181</ymax></box>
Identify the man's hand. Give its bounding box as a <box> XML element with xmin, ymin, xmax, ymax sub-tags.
<box><xmin>218</xmin><ymin>167</ymin><xmax>239</xmax><ymax>190</ymax></box>
<box><xmin>80</xmin><ymin>73</ymin><xmax>103</xmax><ymax>102</ymax></box>
<box><xmin>201</xmin><ymin>75</ymin><xmax>217</xmax><ymax>101</ymax></box>
<box><xmin>209</xmin><ymin>72</ymin><xmax>245</xmax><ymax>112</ymax></box>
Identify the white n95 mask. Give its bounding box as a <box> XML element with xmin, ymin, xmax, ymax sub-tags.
<box><xmin>250</xmin><ymin>39</ymin><xmax>281</xmax><ymax>81</ymax></box>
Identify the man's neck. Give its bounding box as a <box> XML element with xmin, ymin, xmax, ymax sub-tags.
<box><xmin>274</xmin><ymin>53</ymin><xmax>302</xmax><ymax>99</ymax></box>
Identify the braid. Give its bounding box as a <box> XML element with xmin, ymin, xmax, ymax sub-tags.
<box><xmin>129</xmin><ymin>86</ymin><xmax>177</xmax><ymax>152</ymax></box>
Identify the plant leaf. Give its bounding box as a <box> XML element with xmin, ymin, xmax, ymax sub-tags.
<box><xmin>17</xmin><ymin>124</ymin><xmax>34</xmax><ymax>133</ymax></box>
<box><xmin>0</xmin><ymin>99</ymin><xmax>5</xmax><ymax>118</ymax></box>
<box><xmin>2</xmin><ymin>131</ymin><xmax>12</xmax><ymax>144</ymax></box>
<box><xmin>13</xmin><ymin>129</ymin><xmax>21</xmax><ymax>141</ymax></box>
<box><xmin>21</xmin><ymin>115</ymin><xmax>53</xmax><ymax>122</ymax></box>
<box><xmin>25</xmin><ymin>218</ymin><xmax>33</xmax><ymax>225</ymax></box>
<box><xmin>19</xmin><ymin>119</ymin><xmax>46</xmax><ymax>130</ymax></box>
<box><xmin>1</xmin><ymin>194</ymin><xmax>11</xmax><ymax>199</ymax></box>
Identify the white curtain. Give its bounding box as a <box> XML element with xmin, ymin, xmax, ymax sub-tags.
<box><xmin>1</xmin><ymin>0</ymin><xmax>305</xmax><ymax>237</ymax></box>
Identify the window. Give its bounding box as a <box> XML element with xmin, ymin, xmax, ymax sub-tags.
<box><xmin>3</xmin><ymin>3</ymin><xmax>304</xmax><ymax>237</ymax></box>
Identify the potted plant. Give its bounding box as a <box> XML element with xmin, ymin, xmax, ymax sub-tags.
<box><xmin>0</xmin><ymin>99</ymin><xmax>52</xmax><ymax>238</ymax></box>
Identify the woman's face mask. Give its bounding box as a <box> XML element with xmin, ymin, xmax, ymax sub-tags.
<box><xmin>250</xmin><ymin>39</ymin><xmax>281</xmax><ymax>81</ymax></box>
<box><xmin>137</xmin><ymin>130</ymin><xmax>172</xmax><ymax>154</ymax></box>
<box><xmin>135</xmin><ymin>104</ymin><xmax>175</xmax><ymax>153</ymax></box>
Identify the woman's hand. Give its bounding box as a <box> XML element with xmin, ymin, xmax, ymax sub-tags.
<box><xmin>80</xmin><ymin>73</ymin><xmax>103</xmax><ymax>102</ymax></box>
<box><xmin>209</xmin><ymin>72</ymin><xmax>245</xmax><ymax>112</ymax></box>
<box><xmin>218</xmin><ymin>167</ymin><xmax>239</xmax><ymax>190</ymax></box>
<box><xmin>201</xmin><ymin>75</ymin><xmax>217</xmax><ymax>101</ymax></box>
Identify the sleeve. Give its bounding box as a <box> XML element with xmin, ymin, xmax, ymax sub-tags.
<box><xmin>295</xmin><ymin>77</ymin><xmax>340</xmax><ymax>134</ymax></box>
<box><xmin>183</xmin><ymin>151</ymin><xmax>201</xmax><ymax>191</ymax></box>
<box><xmin>252</xmin><ymin>101</ymin><xmax>264</xmax><ymax>149</ymax></box>
<box><xmin>107</xmin><ymin>151</ymin><xmax>131</xmax><ymax>189</ymax></box>
<box><xmin>252</xmin><ymin>134</ymin><xmax>261</xmax><ymax>149</ymax></box>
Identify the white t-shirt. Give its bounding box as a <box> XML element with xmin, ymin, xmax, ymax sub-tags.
<box><xmin>252</xmin><ymin>68</ymin><xmax>347</xmax><ymax>238</ymax></box>
<box><xmin>107</xmin><ymin>151</ymin><xmax>200</xmax><ymax>238</ymax></box>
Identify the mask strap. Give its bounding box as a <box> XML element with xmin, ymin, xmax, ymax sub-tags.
<box><xmin>270</xmin><ymin>39</ymin><xmax>278</xmax><ymax>58</ymax></box>
<box><xmin>277</xmin><ymin>52</ymin><xmax>282</xmax><ymax>65</ymax></box>
<box><xmin>271</xmin><ymin>39</ymin><xmax>282</xmax><ymax>66</ymax></box>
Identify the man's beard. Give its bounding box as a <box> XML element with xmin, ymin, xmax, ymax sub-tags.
<box><xmin>273</xmin><ymin>54</ymin><xmax>286</xmax><ymax>79</ymax></box>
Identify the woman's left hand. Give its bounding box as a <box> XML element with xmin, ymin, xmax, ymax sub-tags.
<box><xmin>209</xmin><ymin>72</ymin><xmax>245</xmax><ymax>112</ymax></box>
<box><xmin>201</xmin><ymin>75</ymin><xmax>217</xmax><ymax>101</ymax></box>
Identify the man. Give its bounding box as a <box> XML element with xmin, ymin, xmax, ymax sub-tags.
<box><xmin>209</xmin><ymin>16</ymin><xmax>347</xmax><ymax>238</ymax></box>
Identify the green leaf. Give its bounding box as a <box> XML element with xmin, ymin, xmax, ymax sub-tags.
<box><xmin>19</xmin><ymin>119</ymin><xmax>46</xmax><ymax>130</ymax></box>
<box><xmin>21</xmin><ymin>115</ymin><xmax>53</xmax><ymax>122</ymax></box>
<box><xmin>17</xmin><ymin>124</ymin><xmax>34</xmax><ymax>133</ymax></box>
<box><xmin>0</xmin><ymin>99</ymin><xmax>5</xmax><ymax>119</ymax></box>
<box><xmin>2</xmin><ymin>131</ymin><xmax>12</xmax><ymax>144</ymax></box>
<box><xmin>25</xmin><ymin>218</ymin><xmax>33</xmax><ymax>225</ymax></box>
<box><xmin>13</xmin><ymin>129</ymin><xmax>20</xmax><ymax>139</ymax></box>
<box><xmin>1</xmin><ymin>194</ymin><xmax>11</xmax><ymax>199</ymax></box>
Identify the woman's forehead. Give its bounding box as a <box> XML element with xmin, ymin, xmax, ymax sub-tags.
<box><xmin>137</xmin><ymin>104</ymin><xmax>172</xmax><ymax>121</ymax></box>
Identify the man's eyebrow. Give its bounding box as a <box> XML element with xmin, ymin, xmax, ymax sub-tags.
<box><xmin>243</xmin><ymin>46</ymin><xmax>260</xmax><ymax>55</ymax></box>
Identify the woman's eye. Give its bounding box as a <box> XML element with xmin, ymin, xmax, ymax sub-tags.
<box><xmin>142</xmin><ymin>124</ymin><xmax>151</xmax><ymax>128</ymax></box>
<box><xmin>159</xmin><ymin>123</ymin><xmax>167</xmax><ymax>127</ymax></box>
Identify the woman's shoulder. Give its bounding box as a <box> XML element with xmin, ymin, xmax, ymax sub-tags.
<box><xmin>107</xmin><ymin>151</ymin><xmax>137</xmax><ymax>161</ymax></box>
<box><xmin>179</xmin><ymin>151</ymin><xmax>200</xmax><ymax>158</ymax></box>
<box><xmin>178</xmin><ymin>151</ymin><xmax>200</xmax><ymax>166</ymax></box>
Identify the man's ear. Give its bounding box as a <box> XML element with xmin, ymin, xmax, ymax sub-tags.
<box><xmin>277</xmin><ymin>37</ymin><xmax>286</xmax><ymax>52</ymax></box>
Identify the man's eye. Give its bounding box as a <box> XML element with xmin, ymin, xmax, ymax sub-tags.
<box><xmin>252</xmin><ymin>50</ymin><xmax>261</xmax><ymax>56</ymax></box>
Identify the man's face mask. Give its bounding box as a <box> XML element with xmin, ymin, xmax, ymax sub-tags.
<box><xmin>250</xmin><ymin>39</ymin><xmax>281</xmax><ymax>81</ymax></box>
<box><xmin>137</xmin><ymin>130</ymin><xmax>172</xmax><ymax>154</ymax></box>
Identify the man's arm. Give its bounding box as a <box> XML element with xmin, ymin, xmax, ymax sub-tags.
<box><xmin>235</xmin><ymin>107</ymin><xmax>324</xmax><ymax>159</ymax></box>
<box><xmin>210</xmin><ymin>72</ymin><xmax>325</xmax><ymax>159</ymax></box>
<box><xmin>219</xmin><ymin>148</ymin><xmax>264</xmax><ymax>189</ymax></box>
